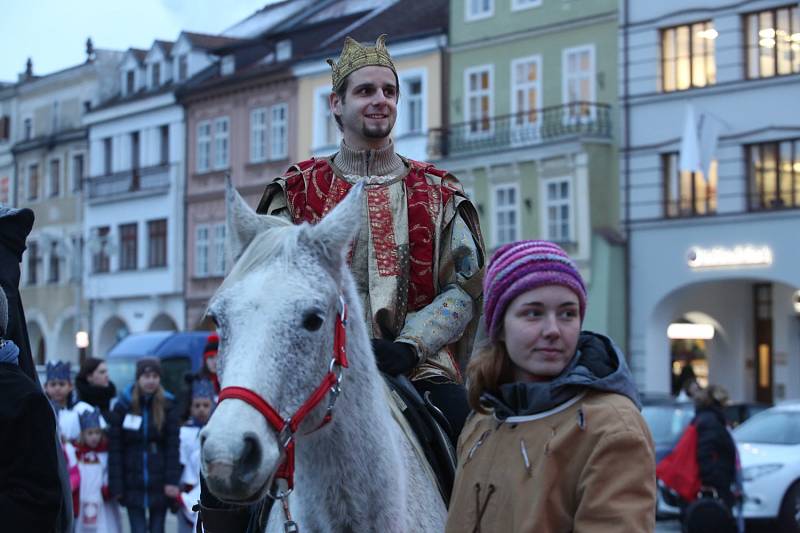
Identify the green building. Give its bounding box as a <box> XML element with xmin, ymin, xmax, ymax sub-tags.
<box><xmin>432</xmin><ymin>0</ymin><xmax>623</xmax><ymax>343</ymax></box>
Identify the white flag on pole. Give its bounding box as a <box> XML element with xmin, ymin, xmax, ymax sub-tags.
<box><xmin>698</xmin><ymin>113</ymin><xmax>722</xmax><ymax>179</ymax></box>
<box><xmin>679</xmin><ymin>104</ymin><xmax>701</xmax><ymax>173</ymax></box>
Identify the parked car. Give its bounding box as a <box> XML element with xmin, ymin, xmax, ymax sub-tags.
<box><xmin>724</xmin><ymin>402</ymin><xmax>770</xmax><ymax>428</ymax></box>
<box><xmin>105</xmin><ymin>331</ymin><xmax>209</xmax><ymax>409</ymax></box>
<box><xmin>735</xmin><ymin>401</ymin><xmax>800</xmax><ymax>531</ymax></box>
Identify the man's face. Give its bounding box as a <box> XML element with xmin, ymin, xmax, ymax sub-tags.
<box><xmin>45</xmin><ymin>379</ymin><xmax>72</xmax><ymax>405</ymax></box>
<box><xmin>330</xmin><ymin>66</ymin><xmax>398</xmax><ymax>148</ymax></box>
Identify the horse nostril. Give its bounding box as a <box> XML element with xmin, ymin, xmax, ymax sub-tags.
<box><xmin>241</xmin><ymin>433</ymin><xmax>262</xmax><ymax>472</ymax></box>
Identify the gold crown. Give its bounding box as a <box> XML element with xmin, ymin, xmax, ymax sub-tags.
<box><xmin>326</xmin><ymin>34</ymin><xmax>396</xmax><ymax>91</ymax></box>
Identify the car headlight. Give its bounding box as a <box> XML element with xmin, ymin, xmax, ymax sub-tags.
<box><xmin>742</xmin><ymin>463</ymin><xmax>783</xmax><ymax>481</ymax></box>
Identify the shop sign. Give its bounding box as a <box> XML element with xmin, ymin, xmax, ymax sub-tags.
<box><xmin>688</xmin><ymin>245</ymin><xmax>773</xmax><ymax>269</ymax></box>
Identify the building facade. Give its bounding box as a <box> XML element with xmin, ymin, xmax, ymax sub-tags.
<box><xmin>0</xmin><ymin>83</ymin><xmax>16</xmax><ymax>206</ymax></box>
<box><xmin>13</xmin><ymin>49</ymin><xmax>122</xmax><ymax>364</ymax></box>
<box><xmin>622</xmin><ymin>0</ymin><xmax>800</xmax><ymax>401</ymax></box>
<box><xmin>435</xmin><ymin>0</ymin><xmax>624</xmax><ymax>342</ymax></box>
<box><xmin>82</xmin><ymin>34</ymin><xmax>239</xmax><ymax>357</ymax></box>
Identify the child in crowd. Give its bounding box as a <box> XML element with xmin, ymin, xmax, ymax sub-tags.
<box><xmin>74</xmin><ymin>407</ymin><xmax>122</xmax><ymax>533</ymax></box>
<box><xmin>177</xmin><ymin>379</ymin><xmax>215</xmax><ymax>533</ymax></box>
<box><xmin>45</xmin><ymin>360</ymin><xmax>98</xmax><ymax>442</ymax></box>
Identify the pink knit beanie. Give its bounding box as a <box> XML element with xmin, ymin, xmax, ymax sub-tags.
<box><xmin>483</xmin><ymin>240</ymin><xmax>587</xmax><ymax>339</ymax></box>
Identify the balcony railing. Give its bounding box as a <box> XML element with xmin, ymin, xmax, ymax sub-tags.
<box><xmin>427</xmin><ymin>102</ymin><xmax>612</xmax><ymax>159</ymax></box>
<box><xmin>88</xmin><ymin>163</ymin><xmax>171</xmax><ymax>199</ymax></box>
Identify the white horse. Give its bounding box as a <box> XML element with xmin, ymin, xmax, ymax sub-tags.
<box><xmin>200</xmin><ymin>179</ymin><xmax>446</xmax><ymax>532</ymax></box>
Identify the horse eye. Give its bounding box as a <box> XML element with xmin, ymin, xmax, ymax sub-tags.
<box><xmin>302</xmin><ymin>312</ymin><xmax>324</xmax><ymax>332</ymax></box>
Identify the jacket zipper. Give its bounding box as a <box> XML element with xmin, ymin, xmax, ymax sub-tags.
<box><xmin>142</xmin><ymin>405</ymin><xmax>149</xmax><ymax>509</ymax></box>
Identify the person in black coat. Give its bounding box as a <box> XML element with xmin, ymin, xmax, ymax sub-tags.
<box><xmin>76</xmin><ymin>357</ymin><xmax>117</xmax><ymax>421</ymax></box>
<box><xmin>109</xmin><ymin>357</ymin><xmax>180</xmax><ymax>533</ymax></box>
<box><xmin>0</xmin><ymin>286</ymin><xmax>64</xmax><ymax>532</ymax></box>
<box><xmin>1</xmin><ymin>206</ymin><xmax>73</xmax><ymax>533</ymax></box>
<box><xmin>694</xmin><ymin>385</ymin><xmax>737</xmax><ymax>509</ymax></box>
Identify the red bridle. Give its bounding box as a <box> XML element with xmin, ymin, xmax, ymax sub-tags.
<box><xmin>217</xmin><ymin>297</ymin><xmax>349</xmax><ymax>496</ymax></box>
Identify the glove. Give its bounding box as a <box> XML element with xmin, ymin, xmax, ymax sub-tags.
<box><xmin>371</xmin><ymin>339</ymin><xmax>419</xmax><ymax>376</ymax></box>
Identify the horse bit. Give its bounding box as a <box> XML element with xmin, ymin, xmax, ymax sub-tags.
<box><xmin>217</xmin><ymin>295</ymin><xmax>349</xmax><ymax>533</ymax></box>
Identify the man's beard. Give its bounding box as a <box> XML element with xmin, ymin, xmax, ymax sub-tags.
<box><xmin>362</xmin><ymin>122</ymin><xmax>392</xmax><ymax>139</ymax></box>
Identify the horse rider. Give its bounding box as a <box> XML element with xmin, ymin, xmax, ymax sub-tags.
<box><xmin>197</xmin><ymin>33</ymin><xmax>485</xmax><ymax>532</ymax></box>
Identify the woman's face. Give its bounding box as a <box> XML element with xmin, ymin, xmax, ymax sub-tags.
<box><xmin>501</xmin><ymin>285</ymin><xmax>581</xmax><ymax>382</ymax></box>
<box><xmin>137</xmin><ymin>371</ymin><xmax>161</xmax><ymax>395</ymax></box>
<box><xmin>205</xmin><ymin>355</ymin><xmax>217</xmax><ymax>374</ymax></box>
<box><xmin>87</xmin><ymin>362</ymin><xmax>109</xmax><ymax>387</ymax></box>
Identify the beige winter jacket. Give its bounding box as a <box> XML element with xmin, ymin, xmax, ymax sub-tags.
<box><xmin>445</xmin><ymin>390</ymin><xmax>656</xmax><ymax>533</ymax></box>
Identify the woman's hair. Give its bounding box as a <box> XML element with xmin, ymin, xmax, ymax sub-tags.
<box><xmin>77</xmin><ymin>357</ymin><xmax>105</xmax><ymax>381</ymax></box>
<box><xmin>466</xmin><ymin>337</ymin><xmax>515</xmax><ymax>414</ymax></box>
<box><xmin>131</xmin><ymin>383</ymin><xmax>168</xmax><ymax>433</ymax></box>
<box><xmin>694</xmin><ymin>384</ymin><xmax>729</xmax><ymax>409</ymax></box>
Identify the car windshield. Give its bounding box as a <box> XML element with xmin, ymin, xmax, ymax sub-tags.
<box><xmin>734</xmin><ymin>410</ymin><xmax>800</xmax><ymax>445</ymax></box>
<box><xmin>642</xmin><ymin>404</ymin><xmax>695</xmax><ymax>446</ymax></box>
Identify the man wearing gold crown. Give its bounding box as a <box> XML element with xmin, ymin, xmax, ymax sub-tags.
<box><xmin>257</xmin><ymin>34</ymin><xmax>485</xmax><ymax>438</ymax></box>
<box><xmin>196</xmin><ymin>35</ymin><xmax>484</xmax><ymax>532</ymax></box>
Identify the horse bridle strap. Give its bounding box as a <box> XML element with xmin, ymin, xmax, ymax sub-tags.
<box><xmin>217</xmin><ymin>297</ymin><xmax>349</xmax><ymax>494</ymax></box>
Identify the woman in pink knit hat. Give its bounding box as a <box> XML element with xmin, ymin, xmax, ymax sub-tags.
<box><xmin>446</xmin><ymin>240</ymin><xmax>656</xmax><ymax>533</ymax></box>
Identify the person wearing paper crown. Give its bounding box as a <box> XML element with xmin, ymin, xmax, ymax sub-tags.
<box><xmin>256</xmin><ymin>33</ymin><xmax>485</xmax><ymax>444</ymax></box>
<box><xmin>74</xmin><ymin>407</ymin><xmax>122</xmax><ymax>533</ymax></box>
<box><xmin>176</xmin><ymin>379</ymin><xmax>216</xmax><ymax>533</ymax></box>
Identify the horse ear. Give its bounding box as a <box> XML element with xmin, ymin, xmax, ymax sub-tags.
<box><xmin>225</xmin><ymin>174</ymin><xmax>285</xmax><ymax>262</ymax></box>
<box><xmin>302</xmin><ymin>181</ymin><xmax>363</xmax><ymax>265</ymax></box>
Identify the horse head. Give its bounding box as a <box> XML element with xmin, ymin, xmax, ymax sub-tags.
<box><xmin>200</xmin><ymin>177</ymin><xmax>363</xmax><ymax>502</ymax></box>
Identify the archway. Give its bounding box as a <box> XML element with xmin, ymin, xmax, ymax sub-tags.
<box><xmin>55</xmin><ymin>315</ymin><xmax>78</xmax><ymax>364</ymax></box>
<box><xmin>149</xmin><ymin>313</ymin><xmax>178</xmax><ymax>332</ymax></box>
<box><xmin>98</xmin><ymin>316</ymin><xmax>129</xmax><ymax>357</ymax></box>
<box><xmin>27</xmin><ymin>320</ymin><xmax>47</xmax><ymax>364</ymax></box>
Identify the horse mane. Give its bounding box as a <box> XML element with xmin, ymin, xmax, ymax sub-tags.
<box><xmin>214</xmin><ymin>217</ymin><xmax>294</xmax><ymax>297</ymax></box>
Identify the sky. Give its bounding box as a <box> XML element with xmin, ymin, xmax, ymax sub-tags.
<box><xmin>0</xmin><ymin>0</ymin><xmax>276</xmax><ymax>82</ymax></box>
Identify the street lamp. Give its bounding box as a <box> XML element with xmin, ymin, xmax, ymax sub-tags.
<box><xmin>75</xmin><ymin>330</ymin><xmax>89</xmax><ymax>362</ymax></box>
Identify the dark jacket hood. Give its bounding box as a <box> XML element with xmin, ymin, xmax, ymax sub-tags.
<box><xmin>0</xmin><ymin>207</ymin><xmax>35</xmax><ymax>264</ymax></box>
<box><xmin>482</xmin><ymin>331</ymin><xmax>642</xmax><ymax>420</ymax></box>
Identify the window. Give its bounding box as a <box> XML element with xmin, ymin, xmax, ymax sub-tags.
<box><xmin>221</xmin><ymin>56</ymin><xmax>235</xmax><ymax>76</ymax></box>
<box><xmin>276</xmin><ymin>40</ymin><xmax>292</xmax><ymax>61</ymax></box>
<box><xmin>661</xmin><ymin>22</ymin><xmax>717</xmax><ymax>92</ymax></box>
<box><xmin>72</xmin><ymin>154</ymin><xmax>84</xmax><ymax>191</ymax></box>
<box><xmin>747</xmin><ymin>139</ymin><xmax>800</xmax><ymax>210</ymax></box>
<box><xmin>662</xmin><ymin>153</ymin><xmax>718</xmax><ymax>217</ymax></box>
<box><xmin>195</xmin><ymin>225</ymin><xmax>209</xmax><ymax>277</ymax></box>
<box><xmin>0</xmin><ymin>176</ymin><xmax>8</xmax><ymax>204</ymax></box>
<box><xmin>213</xmin><ymin>223</ymin><xmax>226</xmax><ymax>275</ymax></box>
<box><xmin>51</xmin><ymin>101</ymin><xmax>59</xmax><ymax>132</ymax></box>
<box><xmin>119</xmin><ymin>223</ymin><xmax>138</xmax><ymax>271</ymax></box>
<box><xmin>315</xmin><ymin>88</ymin><xmax>339</xmax><ymax>148</ymax></box>
<box><xmin>250</xmin><ymin>108</ymin><xmax>267</xmax><ymax>162</ymax></box>
<box><xmin>27</xmin><ymin>163</ymin><xmax>39</xmax><ymax>201</ymax></box>
<box><xmin>563</xmin><ymin>45</ymin><xmax>596</xmax><ymax>119</ymax></box>
<box><xmin>543</xmin><ymin>177</ymin><xmax>574</xmax><ymax>242</ymax></box>
<box><xmin>147</xmin><ymin>219</ymin><xmax>167</xmax><ymax>268</ymax></box>
<box><xmin>401</xmin><ymin>76</ymin><xmax>424</xmax><ymax>134</ymax></box>
<box><xmin>160</xmin><ymin>125</ymin><xmax>169</xmax><ymax>165</ymax></box>
<box><xmin>126</xmin><ymin>70</ymin><xmax>135</xmax><ymax>94</ymax></box>
<box><xmin>0</xmin><ymin>115</ymin><xmax>10</xmax><ymax>142</ymax></box>
<box><xmin>92</xmin><ymin>226</ymin><xmax>110</xmax><ymax>273</ymax></box>
<box><xmin>271</xmin><ymin>103</ymin><xmax>288</xmax><ymax>159</ymax></box>
<box><xmin>466</xmin><ymin>0</ymin><xmax>493</xmax><ymax>21</ymax></box>
<box><xmin>465</xmin><ymin>65</ymin><xmax>493</xmax><ymax>136</ymax></box>
<box><xmin>512</xmin><ymin>56</ymin><xmax>541</xmax><ymax>129</ymax></box>
<box><xmin>214</xmin><ymin>117</ymin><xmax>229</xmax><ymax>170</ymax></box>
<box><xmin>745</xmin><ymin>6</ymin><xmax>800</xmax><ymax>79</ymax></box>
<box><xmin>151</xmin><ymin>63</ymin><xmax>161</xmax><ymax>87</ymax></box>
<box><xmin>49</xmin><ymin>158</ymin><xmax>60</xmax><ymax>197</ymax></box>
<box><xmin>48</xmin><ymin>241</ymin><xmax>59</xmax><ymax>283</ymax></box>
<box><xmin>512</xmin><ymin>0</ymin><xmax>541</xmax><ymax>10</ymax></box>
<box><xmin>27</xmin><ymin>241</ymin><xmax>39</xmax><ymax>285</ymax></box>
<box><xmin>196</xmin><ymin>121</ymin><xmax>211</xmax><ymax>172</ymax></box>
<box><xmin>103</xmin><ymin>137</ymin><xmax>112</xmax><ymax>175</ymax></box>
<box><xmin>178</xmin><ymin>55</ymin><xmax>188</xmax><ymax>81</ymax></box>
<box><xmin>493</xmin><ymin>183</ymin><xmax>519</xmax><ymax>246</ymax></box>
<box><xmin>24</xmin><ymin>118</ymin><xmax>32</xmax><ymax>140</ymax></box>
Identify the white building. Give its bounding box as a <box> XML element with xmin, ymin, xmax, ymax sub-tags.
<box><xmin>83</xmin><ymin>32</ymin><xmax>240</xmax><ymax>356</ymax></box>
<box><xmin>0</xmin><ymin>82</ymin><xmax>17</xmax><ymax>206</ymax></box>
<box><xmin>621</xmin><ymin>0</ymin><xmax>800</xmax><ymax>403</ymax></box>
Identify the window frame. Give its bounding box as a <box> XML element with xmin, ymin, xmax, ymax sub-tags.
<box><xmin>512</xmin><ymin>0</ymin><xmax>541</xmax><ymax>12</ymax></box>
<box><xmin>196</xmin><ymin>121</ymin><xmax>211</xmax><ymax>172</ymax></box>
<box><xmin>250</xmin><ymin>107</ymin><xmax>268</xmax><ymax>163</ymax></box>
<box><xmin>213</xmin><ymin>223</ymin><xmax>226</xmax><ymax>276</ymax></box>
<box><xmin>147</xmin><ymin>218</ymin><xmax>167</xmax><ymax>268</ymax></box>
<box><xmin>511</xmin><ymin>55</ymin><xmax>543</xmax><ymax>135</ymax></box>
<box><xmin>540</xmin><ymin>176</ymin><xmax>576</xmax><ymax>243</ymax></box>
<box><xmin>118</xmin><ymin>222</ymin><xmax>138</xmax><ymax>271</ymax></box>
<box><xmin>270</xmin><ymin>103</ymin><xmax>289</xmax><ymax>160</ymax></box>
<box><xmin>562</xmin><ymin>44</ymin><xmax>597</xmax><ymax>121</ymax></box>
<box><xmin>71</xmin><ymin>153</ymin><xmax>85</xmax><ymax>192</ymax></box>
<box><xmin>92</xmin><ymin>226</ymin><xmax>110</xmax><ymax>274</ymax></box>
<box><xmin>464</xmin><ymin>64</ymin><xmax>495</xmax><ymax>139</ymax></box>
<box><xmin>47</xmin><ymin>240</ymin><xmax>59</xmax><ymax>284</ymax></box>
<box><xmin>195</xmin><ymin>224</ymin><xmax>210</xmax><ymax>278</ymax></box>
<box><xmin>745</xmin><ymin>138</ymin><xmax>800</xmax><ymax>211</ymax></box>
<box><xmin>48</xmin><ymin>157</ymin><xmax>60</xmax><ymax>198</ymax></box>
<box><xmin>660</xmin><ymin>21</ymin><xmax>717</xmax><ymax>92</ymax></box>
<box><xmin>313</xmin><ymin>85</ymin><xmax>339</xmax><ymax>149</ymax></box>
<box><xmin>27</xmin><ymin>240</ymin><xmax>40</xmax><ymax>285</ymax></box>
<box><xmin>491</xmin><ymin>181</ymin><xmax>520</xmax><ymax>248</ymax></box>
<box><xmin>213</xmin><ymin>117</ymin><xmax>230</xmax><ymax>170</ymax></box>
<box><xmin>661</xmin><ymin>152</ymin><xmax>719</xmax><ymax>218</ymax></box>
<box><xmin>743</xmin><ymin>5</ymin><xmax>800</xmax><ymax>80</ymax></box>
<box><xmin>465</xmin><ymin>0</ymin><xmax>494</xmax><ymax>22</ymax></box>
<box><xmin>27</xmin><ymin>163</ymin><xmax>39</xmax><ymax>201</ymax></box>
<box><xmin>398</xmin><ymin>69</ymin><xmax>427</xmax><ymax>136</ymax></box>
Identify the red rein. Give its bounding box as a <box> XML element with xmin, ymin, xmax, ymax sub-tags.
<box><xmin>217</xmin><ymin>300</ymin><xmax>348</xmax><ymax>493</ymax></box>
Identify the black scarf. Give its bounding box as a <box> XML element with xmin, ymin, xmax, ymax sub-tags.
<box><xmin>75</xmin><ymin>377</ymin><xmax>117</xmax><ymax>412</ymax></box>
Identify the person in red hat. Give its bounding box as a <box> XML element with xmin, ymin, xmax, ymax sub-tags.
<box><xmin>200</xmin><ymin>334</ymin><xmax>219</xmax><ymax>395</ymax></box>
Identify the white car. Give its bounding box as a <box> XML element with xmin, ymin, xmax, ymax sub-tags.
<box><xmin>734</xmin><ymin>402</ymin><xmax>800</xmax><ymax>531</ymax></box>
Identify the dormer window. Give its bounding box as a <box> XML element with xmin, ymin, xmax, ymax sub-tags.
<box><xmin>151</xmin><ymin>63</ymin><xmax>161</xmax><ymax>87</ymax></box>
<box><xmin>178</xmin><ymin>55</ymin><xmax>188</xmax><ymax>81</ymax></box>
<box><xmin>126</xmin><ymin>70</ymin><xmax>135</xmax><ymax>94</ymax></box>
<box><xmin>277</xmin><ymin>40</ymin><xmax>292</xmax><ymax>61</ymax></box>
<box><xmin>221</xmin><ymin>55</ymin><xmax>235</xmax><ymax>76</ymax></box>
